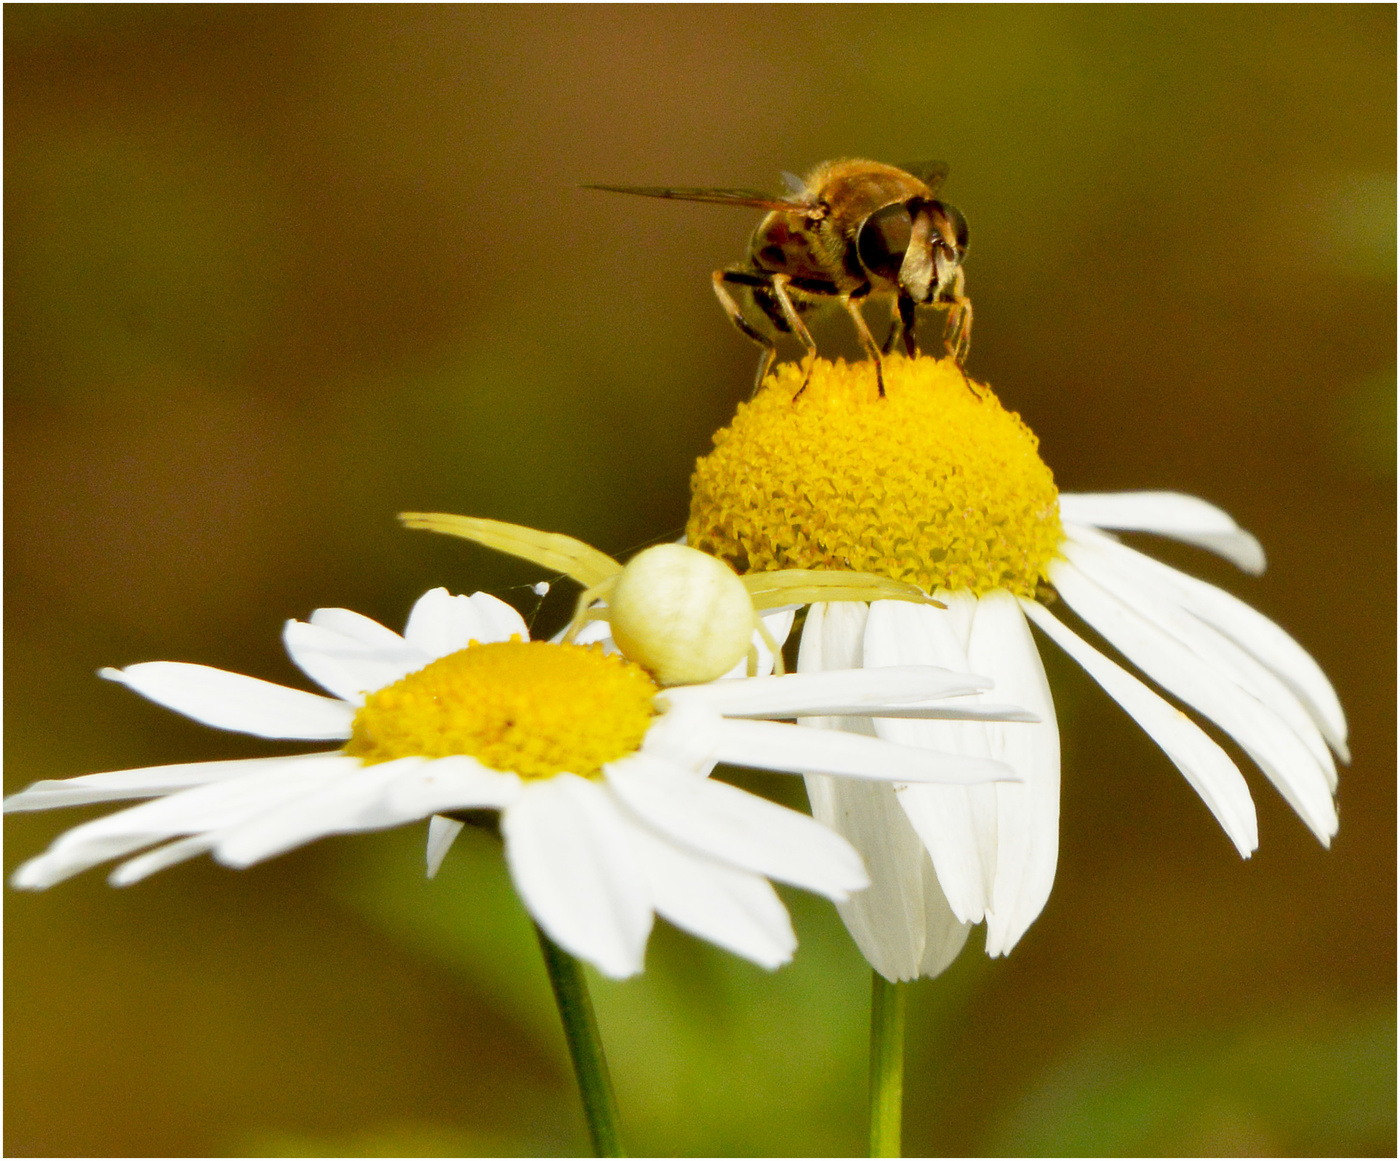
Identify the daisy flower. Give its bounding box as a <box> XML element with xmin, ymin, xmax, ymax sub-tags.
<box><xmin>5</xmin><ymin>583</ymin><xmax>1030</xmax><ymax>980</ymax></box>
<box><xmin>687</xmin><ymin>354</ymin><xmax>1347</xmax><ymax>981</ymax></box>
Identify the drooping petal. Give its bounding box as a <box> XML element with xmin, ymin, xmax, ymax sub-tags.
<box><xmin>1050</xmin><ymin>557</ymin><xmax>1337</xmax><ymax>845</ymax></box>
<box><xmin>425</xmin><ymin>815</ymin><xmax>466</xmax><ymax>879</ymax></box>
<box><xmin>604</xmin><ymin>753</ymin><xmax>868</xmax><ymax>902</ymax></box>
<box><xmin>918</xmin><ymin>854</ymin><xmax>973</xmax><ymax>978</ymax></box>
<box><xmin>100</xmin><ymin>663</ymin><xmax>355</xmax><ymax>740</ymax></box>
<box><xmin>795</xmin><ymin>602</ymin><xmax>981</xmax><ymax>977</ymax></box>
<box><xmin>1063</xmin><ymin>530</ymin><xmax>1338</xmax><ymax>786</ymax></box>
<box><xmin>501</xmin><ymin>774</ymin><xmax>653</xmax><ymax>979</ymax></box>
<box><xmin>864</xmin><ymin>599</ymin><xmax>996</xmax><ymax>925</ymax></box>
<box><xmin>797</xmin><ymin>600</ymin><xmax>869</xmax><ymax>672</ymax></box>
<box><xmin>615</xmin><ymin>805</ymin><xmax>797</xmax><ymax>969</ymax></box>
<box><xmin>804</xmin><ymin>775</ymin><xmax>929</xmax><ymax>981</ymax></box>
<box><xmin>3</xmin><ymin>754</ymin><xmax>331</xmax><ymax>813</ymax></box>
<box><xmin>1059</xmin><ymin>491</ymin><xmax>1266</xmax><ymax>574</ymax></box>
<box><xmin>1020</xmin><ymin>599</ymin><xmax>1259</xmax><ymax>857</ymax></box>
<box><xmin>402</xmin><ymin>589</ymin><xmax>529</xmax><ymax>657</ymax></box>
<box><xmin>967</xmin><ymin>591</ymin><xmax>1061</xmax><ymax>957</ymax></box>
<box><xmin>798</xmin><ymin>601</ymin><xmax>934</xmax><ymax>979</ymax></box>
<box><xmin>892</xmin><ymin>783</ymin><xmax>988</xmax><ymax>926</ymax></box>
<box><xmin>10</xmin><ymin>754</ymin><xmax>359</xmax><ymax>888</ymax></box>
<box><xmin>283</xmin><ymin>618</ymin><xmax>432</xmax><ymax>704</ymax></box>
<box><xmin>1068</xmin><ymin>525</ymin><xmax>1348</xmax><ymax>761</ymax></box>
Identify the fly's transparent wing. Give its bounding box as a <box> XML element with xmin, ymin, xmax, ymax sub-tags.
<box><xmin>584</xmin><ymin>184</ymin><xmax>807</xmax><ymax>211</ymax></box>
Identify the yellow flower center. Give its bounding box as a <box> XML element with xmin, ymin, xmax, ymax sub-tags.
<box><xmin>346</xmin><ymin>639</ymin><xmax>659</xmax><ymax>779</ymax></box>
<box><xmin>687</xmin><ymin>355</ymin><xmax>1062</xmax><ymax>597</ymax></box>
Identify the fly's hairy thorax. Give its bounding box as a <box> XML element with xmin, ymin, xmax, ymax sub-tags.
<box><xmin>746</xmin><ymin>159</ymin><xmax>935</xmax><ymax>296</ymax></box>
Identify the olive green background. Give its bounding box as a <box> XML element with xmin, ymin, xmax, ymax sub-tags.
<box><xmin>5</xmin><ymin>6</ymin><xmax>1394</xmax><ymax>1156</ymax></box>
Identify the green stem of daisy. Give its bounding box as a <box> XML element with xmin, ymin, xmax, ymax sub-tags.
<box><xmin>868</xmin><ymin>970</ymin><xmax>906</xmax><ymax>1157</ymax></box>
<box><xmin>535</xmin><ymin>924</ymin><xmax>626</xmax><ymax>1157</ymax></box>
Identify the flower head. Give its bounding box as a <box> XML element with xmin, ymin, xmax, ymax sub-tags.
<box><xmin>687</xmin><ymin>355</ymin><xmax>1347</xmax><ymax>981</ymax></box>
<box><xmin>689</xmin><ymin>355</ymin><xmax>1062</xmax><ymax>596</ymax></box>
<box><xmin>6</xmin><ymin>584</ymin><xmax>1027</xmax><ymax>978</ymax></box>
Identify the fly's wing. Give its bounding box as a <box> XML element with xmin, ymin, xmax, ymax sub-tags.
<box><xmin>892</xmin><ymin>160</ymin><xmax>950</xmax><ymax>194</ymax></box>
<box><xmin>583</xmin><ymin>184</ymin><xmax>808</xmax><ymax>212</ymax></box>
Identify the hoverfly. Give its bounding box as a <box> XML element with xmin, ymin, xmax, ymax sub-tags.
<box><xmin>587</xmin><ymin>158</ymin><xmax>970</xmax><ymax>397</ymax></box>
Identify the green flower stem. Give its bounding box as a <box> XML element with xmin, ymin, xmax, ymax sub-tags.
<box><xmin>535</xmin><ymin>924</ymin><xmax>626</xmax><ymax>1157</ymax></box>
<box><xmin>868</xmin><ymin>970</ymin><xmax>906</xmax><ymax>1157</ymax></box>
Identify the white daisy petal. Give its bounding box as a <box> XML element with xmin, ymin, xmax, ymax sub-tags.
<box><xmin>13</xmin><ymin>834</ymin><xmax>170</xmax><ymax>890</ymax></box>
<box><xmin>968</xmin><ymin>592</ymin><xmax>1061</xmax><ymax>957</ymax></box>
<box><xmin>100</xmin><ymin>663</ymin><xmax>355</xmax><ymax>740</ymax></box>
<box><xmin>918</xmin><ymin>855</ymin><xmax>973</xmax><ymax>979</ymax></box>
<box><xmin>464</xmin><ymin>592</ymin><xmax>535</xmax><ymax>645</ymax></box>
<box><xmin>714</xmin><ymin>718</ymin><xmax>1017</xmax><ymax>785</ymax></box>
<box><xmin>798</xmin><ymin>600</ymin><xmax>869</xmax><ymax>670</ymax></box>
<box><xmin>616</xmin><ymin>808</ymin><xmax>796</xmax><ymax>970</ymax></box>
<box><xmin>1063</xmin><ymin>531</ymin><xmax>1338</xmax><ymax>787</ymax></box>
<box><xmin>797</xmin><ymin>600</ymin><xmax>952</xmax><ymax>978</ymax></box>
<box><xmin>403</xmin><ymin>588</ymin><xmax>528</xmax><ymax>657</ymax></box>
<box><xmin>501</xmin><ymin>774</ymin><xmax>652</xmax><ymax>979</ymax></box>
<box><xmin>1020</xmin><ymin>599</ymin><xmax>1258</xmax><ymax>856</ymax></box>
<box><xmin>639</xmin><ymin>701</ymin><xmax>725</xmax><ymax>775</ymax></box>
<box><xmin>426</xmin><ymin>815</ymin><xmax>466</xmax><ymax>879</ymax></box>
<box><xmin>283</xmin><ymin>618</ymin><xmax>432</xmax><ymax>703</ymax></box>
<box><xmin>604</xmin><ymin>752</ymin><xmax>868</xmax><ymax>901</ymax></box>
<box><xmin>804</xmin><ymin>775</ymin><xmax>930</xmax><ymax>981</ymax></box>
<box><xmin>11</xmin><ymin>755</ymin><xmax>359</xmax><ymax>888</ymax></box>
<box><xmin>110</xmin><ymin>835</ymin><xmax>219</xmax><ymax>886</ymax></box>
<box><xmin>1059</xmin><ymin>491</ymin><xmax>1267</xmax><ymax>574</ymax></box>
<box><xmin>1050</xmin><ymin>557</ymin><xmax>1337</xmax><ymax>845</ymax></box>
<box><xmin>1069</xmin><ymin>525</ymin><xmax>1348</xmax><ymax>761</ymax></box>
<box><xmin>890</xmin><ymin>783</ymin><xmax>989</xmax><ymax>925</ymax></box>
<box><xmin>662</xmin><ymin>665</ymin><xmax>993</xmax><ymax>719</ymax></box>
<box><xmin>382</xmin><ymin>755</ymin><xmax>523</xmax><ymax>818</ymax></box>
<box><xmin>3</xmin><ymin>754</ymin><xmax>328</xmax><ymax>813</ymax></box>
<box><xmin>214</xmin><ymin>760</ymin><xmax>427</xmax><ymax>868</ymax></box>
<box><xmin>307</xmin><ymin>606</ymin><xmax>408</xmax><ymax>648</ymax></box>
<box><xmin>863</xmin><ymin>598</ymin><xmax>996</xmax><ymax>926</ymax></box>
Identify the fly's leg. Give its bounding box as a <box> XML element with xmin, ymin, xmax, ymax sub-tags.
<box><xmin>839</xmin><ymin>293</ymin><xmax>887</xmax><ymax>397</ymax></box>
<box><xmin>932</xmin><ymin>266</ymin><xmax>977</xmax><ymax>397</ymax></box>
<box><xmin>766</xmin><ymin>274</ymin><xmax>820</xmax><ymax>399</ymax></box>
<box><xmin>714</xmin><ymin>269</ymin><xmax>783</xmax><ymax>396</ymax></box>
<box><xmin>939</xmin><ymin>266</ymin><xmax>973</xmax><ymax>365</ymax></box>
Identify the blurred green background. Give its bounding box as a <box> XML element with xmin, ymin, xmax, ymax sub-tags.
<box><xmin>5</xmin><ymin>6</ymin><xmax>1394</xmax><ymax>1156</ymax></box>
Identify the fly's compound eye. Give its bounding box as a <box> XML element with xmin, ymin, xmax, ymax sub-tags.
<box><xmin>856</xmin><ymin>201</ymin><xmax>914</xmax><ymax>282</ymax></box>
<box><xmin>935</xmin><ymin>200</ymin><xmax>969</xmax><ymax>258</ymax></box>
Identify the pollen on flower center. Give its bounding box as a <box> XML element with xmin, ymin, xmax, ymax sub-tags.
<box><xmin>687</xmin><ymin>355</ymin><xmax>1062</xmax><ymax>597</ymax></box>
<box><xmin>346</xmin><ymin>639</ymin><xmax>659</xmax><ymax>779</ymax></box>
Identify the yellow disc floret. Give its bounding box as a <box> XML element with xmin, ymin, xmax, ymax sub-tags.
<box><xmin>346</xmin><ymin>639</ymin><xmax>658</xmax><ymax>779</ymax></box>
<box><xmin>688</xmin><ymin>355</ymin><xmax>1062</xmax><ymax>597</ymax></box>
